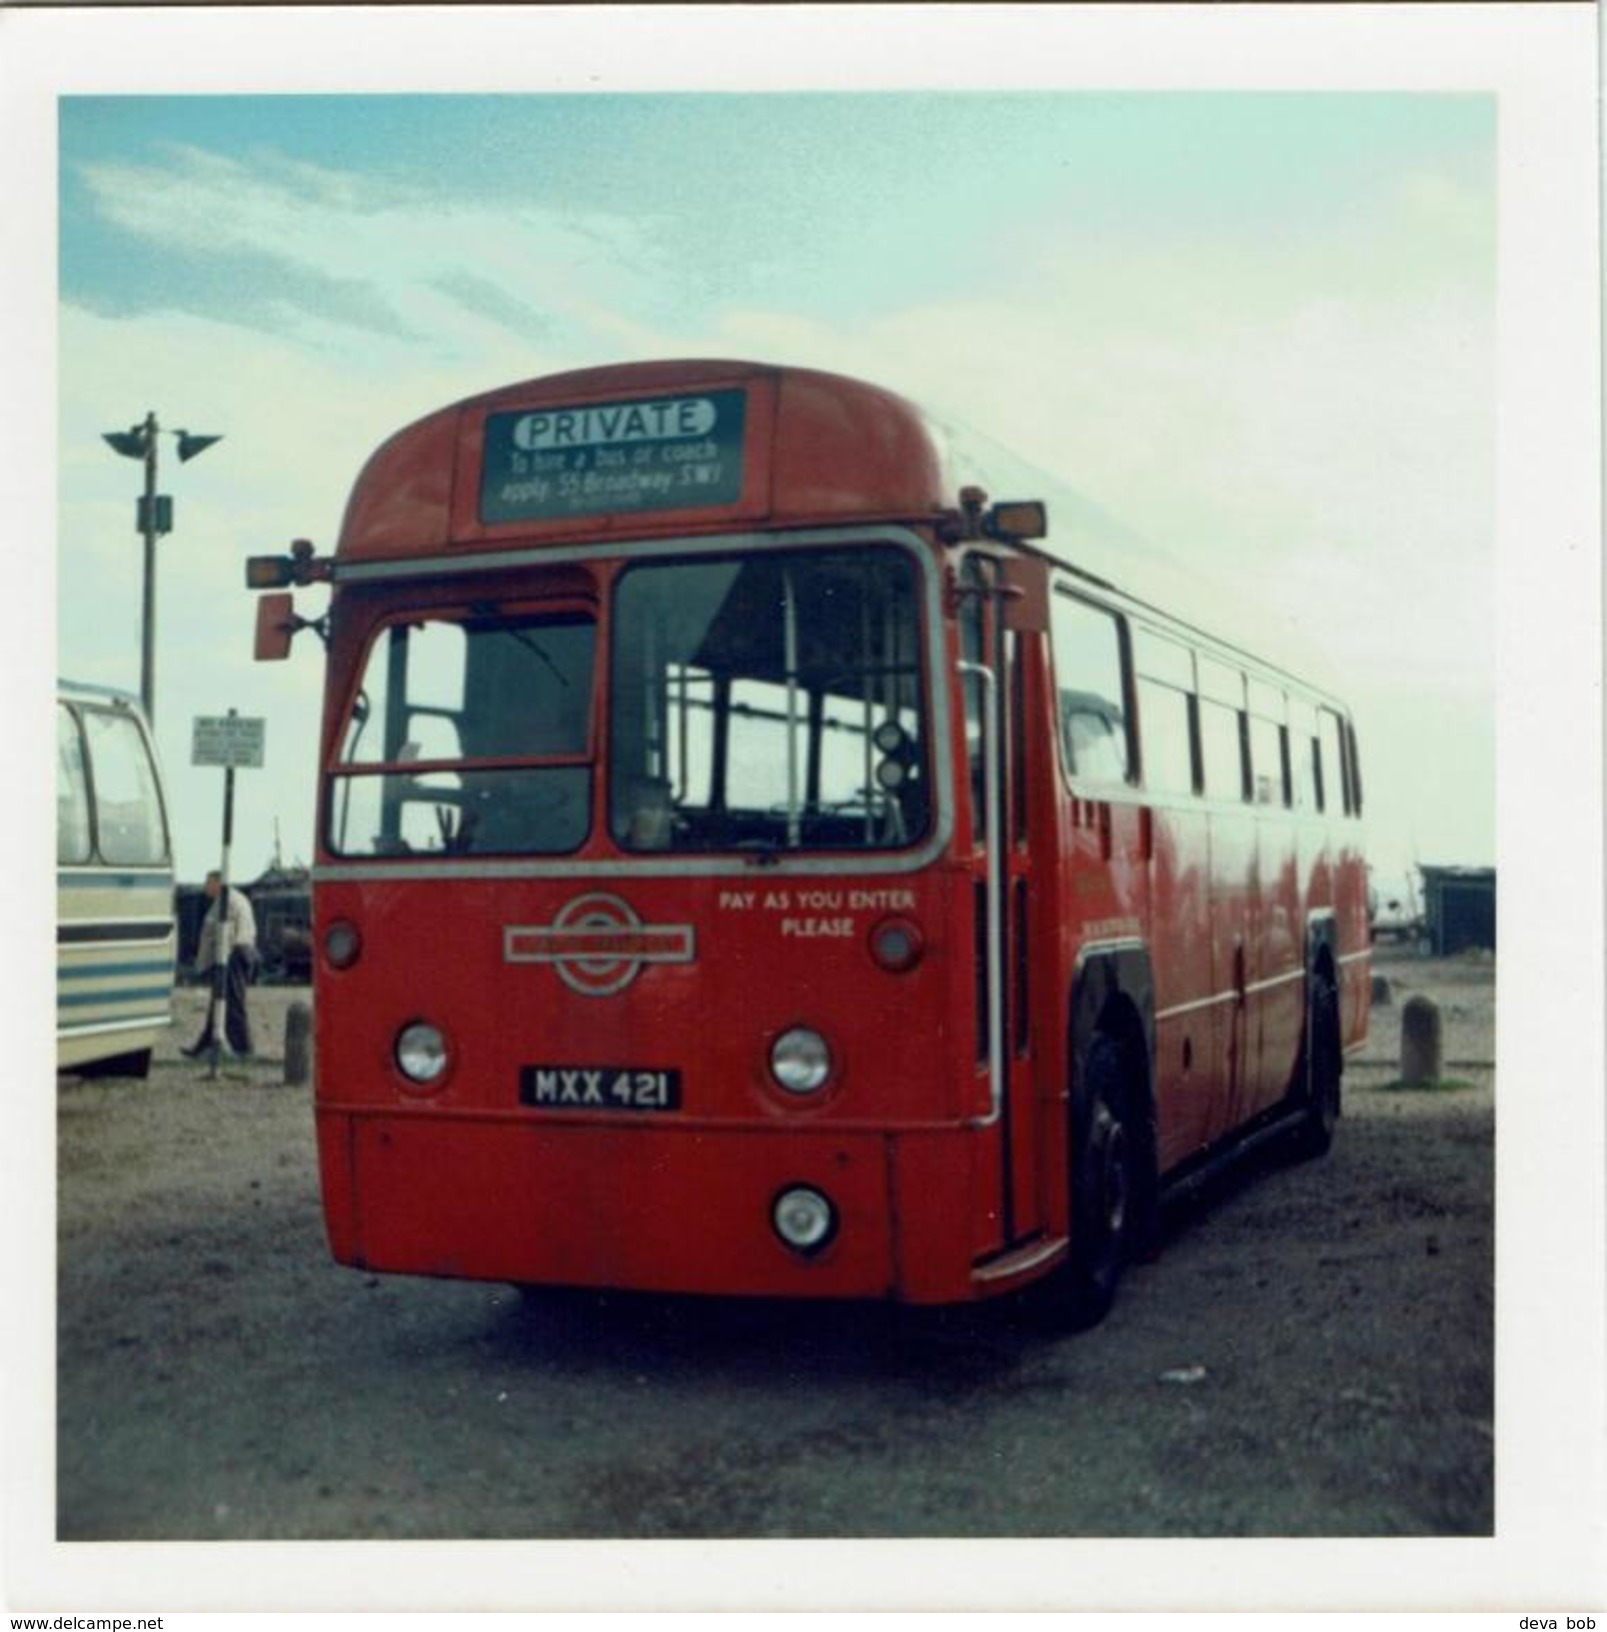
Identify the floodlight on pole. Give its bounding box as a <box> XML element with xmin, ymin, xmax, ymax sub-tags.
<box><xmin>102</xmin><ymin>411</ymin><xmax>222</xmax><ymax>723</ymax></box>
<box><xmin>176</xmin><ymin>432</ymin><xmax>223</xmax><ymax>464</ymax></box>
<box><xmin>102</xmin><ymin>428</ymin><xmax>150</xmax><ymax>461</ymax></box>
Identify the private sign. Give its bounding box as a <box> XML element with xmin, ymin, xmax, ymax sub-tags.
<box><xmin>510</xmin><ymin>396</ymin><xmax>718</xmax><ymax>451</ymax></box>
<box><xmin>192</xmin><ymin>714</ymin><xmax>266</xmax><ymax>769</ymax></box>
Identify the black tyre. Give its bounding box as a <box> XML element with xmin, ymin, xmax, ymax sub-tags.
<box><xmin>76</xmin><ymin>1047</ymin><xmax>153</xmax><ymax>1081</ymax></box>
<box><xmin>1043</xmin><ymin>1031</ymin><xmax>1143</xmax><ymax>1329</ymax></box>
<box><xmin>1290</xmin><ymin>975</ymin><xmax>1341</xmax><ymax>1159</ymax></box>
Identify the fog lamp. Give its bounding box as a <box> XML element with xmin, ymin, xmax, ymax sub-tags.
<box><xmin>769</xmin><ymin>1027</ymin><xmax>832</xmax><ymax>1094</ymax></box>
<box><xmin>772</xmin><ymin>1186</ymin><xmax>836</xmax><ymax>1255</ymax></box>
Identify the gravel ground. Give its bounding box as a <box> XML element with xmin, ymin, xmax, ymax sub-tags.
<box><xmin>54</xmin><ymin>946</ymin><xmax>1493</xmax><ymax>1552</ymax></box>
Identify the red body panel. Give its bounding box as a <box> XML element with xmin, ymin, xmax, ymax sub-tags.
<box><xmin>321</xmin><ymin>1114</ymin><xmax>901</xmax><ymax>1298</ymax></box>
<box><xmin>313</xmin><ymin>869</ymin><xmax>1009</xmax><ymax>1302</ymax></box>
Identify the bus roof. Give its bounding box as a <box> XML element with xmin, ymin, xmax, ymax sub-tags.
<box><xmin>327</xmin><ymin>357</ymin><xmax>1348</xmax><ymax>709</ymax></box>
<box><xmin>335</xmin><ymin>359</ymin><xmax>958</xmax><ymax>565</ymax></box>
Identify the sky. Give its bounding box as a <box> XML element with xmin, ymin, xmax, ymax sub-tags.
<box><xmin>51</xmin><ymin>84</ymin><xmax>1499</xmax><ymax>884</ymax></box>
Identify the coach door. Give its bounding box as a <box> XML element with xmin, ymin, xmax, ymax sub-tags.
<box><xmin>959</xmin><ymin>554</ymin><xmax>1047</xmax><ymax>1254</ymax></box>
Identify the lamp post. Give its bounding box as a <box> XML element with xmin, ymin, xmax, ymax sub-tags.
<box><xmin>103</xmin><ymin>412</ymin><xmax>222</xmax><ymax>723</ymax></box>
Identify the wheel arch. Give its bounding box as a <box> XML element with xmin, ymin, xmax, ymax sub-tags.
<box><xmin>1069</xmin><ymin>940</ymin><xmax>1156</xmax><ymax>1092</ymax></box>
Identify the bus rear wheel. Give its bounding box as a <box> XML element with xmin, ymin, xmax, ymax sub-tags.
<box><xmin>1043</xmin><ymin>1031</ymin><xmax>1142</xmax><ymax>1330</ymax></box>
<box><xmin>1291</xmin><ymin>976</ymin><xmax>1341</xmax><ymax>1159</ymax></box>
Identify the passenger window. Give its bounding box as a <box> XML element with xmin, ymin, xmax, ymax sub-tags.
<box><xmin>1317</xmin><ymin>709</ymin><xmax>1348</xmax><ymax>815</ymax></box>
<box><xmin>1136</xmin><ymin>678</ymin><xmax>1196</xmax><ymax>797</ymax></box>
<box><xmin>1199</xmin><ymin>699</ymin><xmax>1246</xmax><ymax>803</ymax></box>
<box><xmin>1051</xmin><ymin>594</ymin><xmax>1130</xmax><ymax>784</ymax></box>
<box><xmin>56</xmin><ymin>705</ymin><xmax>92</xmax><ymax>864</ymax></box>
<box><xmin>1133</xmin><ymin>628</ymin><xmax>1196</xmax><ymax>798</ymax></box>
<box><xmin>1248</xmin><ymin>712</ymin><xmax>1287</xmax><ymax>807</ymax></box>
<box><xmin>1289</xmin><ymin>703</ymin><xmax>1318</xmax><ymax>812</ymax></box>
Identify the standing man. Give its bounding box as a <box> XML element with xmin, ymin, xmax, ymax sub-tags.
<box><xmin>183</xmin><ymin>871</ymin><xmax>259</xmax><ymax>1059</ymax></box>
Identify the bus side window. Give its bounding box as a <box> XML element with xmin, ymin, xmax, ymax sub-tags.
<box><xmin>1198</xmin><ymin>702</ymin><xmax>1246</xmax><ymax>802</ymax></box>
<box><xmin>1197</xmin><ymin>658</ymin><xmax>1247</xmax><ymax>803</ymax></box>
<box><xmin>57</xmin><ymin>704</ymin><xmax>92</xmax><ymax>864</ymax></box>
<box><xmin>1050</xmin><ymin>592</ymin><xmax>1131</xmax><ymax>785</ymax></box>
<box><xmin>1246</xmin><ymin>678</ymin><xmax>1287</xmax><ymax>807</ymax></box>
<box><xmin>1135</xmin><ymin>678</ymin><xmax>1195</xmax><ymax>797</ymax></box>
<box><xmin>1289</xmin><ymin>701</ymin><xmax>1319</xmax><ymax>812</ymax></box>
<box><xmin>1132</xmin><ymin>626</ymin><xmax>1197</xmax><ymax>797</ymax></box>
<box><xmin>1317</xmin><ymin>708</ymin><xmax>1348</xmax><ymax>815</ymax></box>
<box><xmin>81</xmin><ymin>708</ymin><xmax>169</xmax><ymax>865</ymax></box>
<box><xmin>1248</xmin><ymin>712</ymin><xmax>1287</xmax><ymax>807</ymax></box>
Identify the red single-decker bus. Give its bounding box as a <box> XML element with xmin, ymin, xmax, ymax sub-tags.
<box><xmin>249</xmin><ymin>359</ymin><xmax>1370</xmax><ymax>1326</ymax></box>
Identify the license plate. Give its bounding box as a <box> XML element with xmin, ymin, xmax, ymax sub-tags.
<box><xmin>520</xmin><ymin>1065</ymin><xmax>681</xmax><ymax>1112</ymax></box>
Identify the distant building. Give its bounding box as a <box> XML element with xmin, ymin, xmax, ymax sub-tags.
<box><xmin>1419</xmin><ymin>865</ymin><xmax>1496</xmax><ymax>956</ymax></box>
<box><xmin>247</xmin><ymin>863</ymin><xmax>312</xmax><ymax>981</ymax></box>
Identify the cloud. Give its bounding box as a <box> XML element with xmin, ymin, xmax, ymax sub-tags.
<box><xmin>709</xmin><ymin>238</ymin><xmax>1493</xmax><ymax>696</ymax></box>
<box><xmin>73</xmin><ymin>144</ymin><xmax>670</xmax><ymax>365</ymax></box>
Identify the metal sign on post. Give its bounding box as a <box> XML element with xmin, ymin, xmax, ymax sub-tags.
<box><xmin>191</xmin><ymin>710</ymin><xmax>265</xmax><ymax>1077</ymax></box>
<box><xmin>193</xmin><ymin>713</ymin><xmax>266</xmax><ymax>769</ymax></box>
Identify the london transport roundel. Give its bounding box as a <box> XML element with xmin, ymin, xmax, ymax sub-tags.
<box><xmin>503</xmin><ymin>893</ymin><xmax>696</xmax><ymax>998</ymax></box>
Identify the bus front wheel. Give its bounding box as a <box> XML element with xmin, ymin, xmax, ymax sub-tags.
<box><xmin>1044</xmin><ymin>1031</ymin><xmax>1143</xmax><ymax>1330</ymax></box>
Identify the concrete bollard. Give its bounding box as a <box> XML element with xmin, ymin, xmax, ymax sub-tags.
<box><xmin>1371</xmin><ymin>974</ymin><xmax>1392</xmax><ymax>1006</ymax></box>
<box><xmin>285</xmin><ymin>1000</ymin><xmax>313</xmax><ymax>1087</ymax></box>
<box><xmin>1399</xmin><ymin>995</ymin><xmax>1442</xmax><ymax>1086</ymax></box>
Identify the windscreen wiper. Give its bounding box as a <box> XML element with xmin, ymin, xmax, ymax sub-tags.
<box><xmin>468</xmin><ymin>602</ymin><xmax>570</xmax><ymax>689</ymax></box>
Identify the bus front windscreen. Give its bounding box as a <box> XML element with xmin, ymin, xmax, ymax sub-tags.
<box><xmin>609</xmin><ymin>546</ymin><xmax>930</xmax><ymax>854</ymax></box>
<box><xmin>329</xmin><ymin>610</ymin><xmax>596</xmax><ymax>858</ymax></box>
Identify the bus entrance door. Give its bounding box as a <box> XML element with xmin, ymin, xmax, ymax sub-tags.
<box><xmin>962</xmin><ymin>558</ymin><xmax>1046</xmax><ymax>1263</ymax></box>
